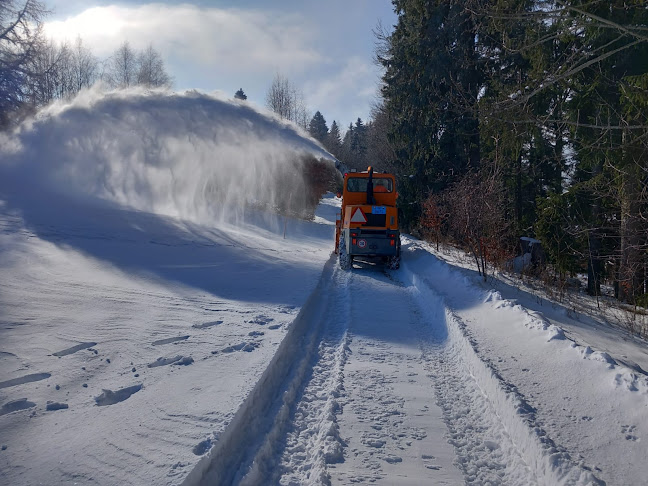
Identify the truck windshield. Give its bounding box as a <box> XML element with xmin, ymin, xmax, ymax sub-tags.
<box><xmin>347</xmin><ymin>177</ymin><xmax>393</xmax><ymax>193</ymax></box>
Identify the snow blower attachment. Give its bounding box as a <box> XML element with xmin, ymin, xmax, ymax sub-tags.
<box><xmin>335</xmin><ymin>167</ymin><xmax>401</xmax><ymax>270</ymax></box>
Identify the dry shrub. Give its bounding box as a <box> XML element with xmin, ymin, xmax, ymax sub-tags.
<box><xmin>421</xmin><ymin>165</ymin><xmax>515</xmax><ymax>280</ymax></box>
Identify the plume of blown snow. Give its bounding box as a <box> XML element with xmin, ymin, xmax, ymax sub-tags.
<box><xmin>0</xmin><ymin>86</ymin><xmax>335</xmax><ymax>225</ymax></box>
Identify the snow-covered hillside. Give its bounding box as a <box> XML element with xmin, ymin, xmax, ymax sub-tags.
<box><xmin>1</xmin><ymin>90</ymin><xmax>648</xmax><ymax>485</ymax></box>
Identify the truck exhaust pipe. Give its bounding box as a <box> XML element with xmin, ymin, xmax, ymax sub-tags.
<box><xmin>366</xmin><ymin>166</ymin><xmax>374</xmax><ymax>205</ymax></box>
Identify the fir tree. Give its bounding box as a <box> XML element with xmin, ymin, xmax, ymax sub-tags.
<box><xmin>351</xmin><ymin>117</ymin><xmax>368</xmax><ymax>167</ymax></box>
<box><xmin>327</xmin><ymin>120</ymin><xmax>342</xmax><ymax>157</ymax></box>
<box><xmin>563</xmin><ymin>0</ymin><xmax>648</xmax><ymax>301</ymax></box>
<box><xmin>308</xmin><ymin>111</ymin><xmax>328</xmax><ymax>144</ymax></box>
<box><xmin>380</xmin><ymin>0</ymin><xmax>482</xmax><ymax>227</ymax></box>
<box><xmin>234</xmin><ymin>88</ymin><xmax>247</xmax><ymax>100</ymax></box>
<box><xmin>340</xmin><ymin>123</ymin><xmax>357</xmax><ymax>169</ymax></box>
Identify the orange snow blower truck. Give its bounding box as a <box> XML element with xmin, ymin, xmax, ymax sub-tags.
<box><xmin>335</xmin><ymin>167</ymin><xmax>400</xmax><ymax>270</ymax></box>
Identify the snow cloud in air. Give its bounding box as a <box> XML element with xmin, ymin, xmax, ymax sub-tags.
<box><xmin>0</xmin><ymin>87</ymin><xmax>334</xmax><ymax>224</ymax></box>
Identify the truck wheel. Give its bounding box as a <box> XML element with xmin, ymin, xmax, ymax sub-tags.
<box><xmin>388</xmin><ymin>255</ymin><xmax>400</xmax><ymax>270</ymax></box>
<box><xmin>339</xmin><ymin>237</ymin><xmax>351</xmax><ymax>270</ymax></box>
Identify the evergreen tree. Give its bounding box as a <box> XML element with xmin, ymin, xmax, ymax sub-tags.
<box><xmin>563</xmin><ymin>0</ymin><xmax>648</xmax><ymax>301</ymax></box>
<box><xmin>327</xmin><ymin>120</ymin><xmax>342</xmax><ymax>157</ymax></box>
<box><xmin>308</xmin><ymin>111</ymin><xmax>328</xmax><ymax>144</ymax></box>
<box><xmin>380</xmin><ymin>0</ymin><xmax>482</xmax><ymax>228</ymax></box>
<box><xmin>367</xmin><ymin>101</ymin><xmax>397</xmax><ymax>173</ymax></box>
<box><xmin>377</xmin><ymin>0</ymin><xmax>648</xmax><ymax>305</ymax></box>
<box><xmin>234</xmin><ymin>88</ymin><xmax>247</xmax><ymax>100</ymax></box>
<box><xmin>350</xmin><ymin>117</ymin><xmax>368</xmax><ymax>168</ymax></box>
<box><xmin>340</xmin><ymin>123</ymin><xmax>356</xmax><ymax>169</ymax></box>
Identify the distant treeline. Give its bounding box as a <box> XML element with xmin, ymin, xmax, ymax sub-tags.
<box><xmin>263</xmin><ymin>73</ymin><xmax>392</xmax><ymax>179</ymax></box>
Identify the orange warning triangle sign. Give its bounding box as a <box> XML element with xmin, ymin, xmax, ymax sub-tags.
<box><xmin>350</xmin><ymin>207</ymin><xmax>367</xmax><ymax>223</ymax></box>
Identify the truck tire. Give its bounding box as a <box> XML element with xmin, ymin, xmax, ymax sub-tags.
<box><xmin>388</xmin><ymin>243</ymin><xmax>401</xmax><ymax>270</ymax></box>
<box><xmin>388</xmin><ymin>255</ymin><xmax>400</xmax><ymax>270</ymax></box>
<box><xmin>339</xmin><ymin>236</ymin><xmax>351</xmax><ymax>270</ymax></box>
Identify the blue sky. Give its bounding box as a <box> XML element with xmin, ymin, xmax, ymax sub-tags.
<box><xmin>44</xmin><ymin>1</ymin><xmax>397</xmax><ymax>132</ymax></box>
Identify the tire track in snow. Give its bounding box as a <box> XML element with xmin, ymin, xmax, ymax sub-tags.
<box><xmin>273</xmin><ymin>267</ymin><xmax>352</xmax><ymax>485</ymax></box>
<box><xmin>182</xmin><ymin>257</ymin><xmax>343</xmax><ymax>486</ymax></box>
<box><xmin>401</xmin><ymin>263</ymin><xmax>604</xmax><ymax>486</ymax></box>
<box><xmin>409</xmin><ymin>291</ymin><xmax>538</xmax><ymax>485</ymax></box>
<box><xmin>328</xmin><ymin>267</ymin><xmax>465</xmax><ymax>485</ymax></box>
<box><xmin>185</xmin><ymin>251</ymin><xmax>600</xmax><ymax>485</ymax></box>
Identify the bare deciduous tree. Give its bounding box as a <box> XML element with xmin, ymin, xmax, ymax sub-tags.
<box><xmin>266</xmin><ymin>73</ymin><xmax>292</xmax><ymax>119</ymax></box>
<box><xmin>424</xmin><ymin>166</ymin><xmax>514</xmax><ymax>281</ymax></box>
<box><xmin>104</xmin><ymin>42</ymin><xmax>171</xmax><ymax>90</ymax></box>
<box><xmin>70</xmin><ymin>36</ymin><xmax>98</xmax><ymax>93</ymax></box>
<box><xmin>25</xmin><ymin>36</ymin><xmax>98</xmax><ymax>106</ymax></box>
<box><xmin>0</xmin><ymin>0</ymin><xmax>47</xmax><ymax>126</ymax></box>
<box><xmin>136</xmin><ymin>44</ymin><xmax>171</xmax><ymax>88</ymax></box>
<box><xmin>27</xmin><ymin>38</ymin><xmax>66</xmax><ymax>105</ymax></box>
<box><xmin>265</xmin><ymin>73</ymin><xmax>310</xmax><ymax>129</ymax></box>
<box><xmin>106</xmin><ymin>41</ymin><xmax>137</xmax><ymax>88</ymax></box>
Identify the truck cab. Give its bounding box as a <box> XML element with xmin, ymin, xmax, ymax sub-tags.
<box><xmin>335</xmin><ymin>167</ymin><xmax>400</xmax><ymax>270</ymax></box>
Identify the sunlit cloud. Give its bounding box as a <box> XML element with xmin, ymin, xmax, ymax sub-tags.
<box><xmin>304</xmin><ymin>57</ymin><xmax>380</xmax><ymax>124</ymax></box>
<box><xmin>43</xmin><ymin>4</ymin><xmax>323</xmax><ymax>75</ymax></box>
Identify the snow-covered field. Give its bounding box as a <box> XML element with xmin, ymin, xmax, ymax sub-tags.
<box><xmin>2</xmin><ymin>90</ymin><xmax>648</xmax><ymax>485</ymax></box>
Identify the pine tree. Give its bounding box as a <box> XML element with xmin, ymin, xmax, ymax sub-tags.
<box><xmin>234</xmin><ymin>88</ymin><xmax>247</xmax><ymax>100</ymax></box>
<box><xmin>327</xmin><ymin>120</ymin><xmax>342</xmax><ymax>157</ymax></box>
<box><xmin>350</xmin><ymin>117</ymin><xmax>368</xmax><ymax>167</ymax></box>
<box><xmin>380</xmin><ymin>0</ymin><xmax>482</xmax><ymax>228</ymax></box>
<box><xmin>561</xmin><ymin>0</ymin><xmax>648</xmax><ymax>301</ymax></box>
<box><xmin>340</xmin><ymin>123</ymin><xmax>356</xmax><ymax>169</ymax></box>
<box><xmin>308</xmin><ymin>111</ymin><xmax>328</xmax><ymax>143</ymax></box>
<box><xmin>366</xmin><ymin>101</ymin><xmax>397</xmax><ymax>173</ymax></box>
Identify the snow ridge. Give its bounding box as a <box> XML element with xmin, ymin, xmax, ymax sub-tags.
<box><xmin>409</xmin><ymin>237</ymin><xmax>648</xmax><ymax>395</ymax></box>
<box><xmin>273</xmin><ymin>267</ymin><xmax>352</xmax><ymax>485</ymax></box>
<box><xmin>182</xmin><ymin>257</ymin><xmax>338</xmax><ymax>486</ymax></box>
<box><xmin>401</xmin><ymin>263</ymin><xmax>604</xmax><ymax>486</ymax></box>
<box><xmin>484</xmin><ymin>287</ymin><xmax>648</xmax><ymax>396</ymax></box>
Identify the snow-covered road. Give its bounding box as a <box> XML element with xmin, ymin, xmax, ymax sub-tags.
<box><xmin>187</xmin><ymin>261</ymin><xmax>471</xmax><ymax>485</ymax></box>
<box><xmin>186</xmin><ymin>245</ymin><xmax>619</xmax><ymax>485</ymax></box>
<box><xmin>2</xmin><ymin>187</ymin><xmax>647</xmax><ymax>485</ymax></box>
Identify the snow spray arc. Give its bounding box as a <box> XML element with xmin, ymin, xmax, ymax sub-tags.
<box><xmin>0</xmin><ymin>88</ymin><xmax>335</xmax><ymax>225</ymax></box>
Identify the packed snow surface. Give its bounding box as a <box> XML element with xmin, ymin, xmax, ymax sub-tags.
<box><xmin>1</xmin><ymin>90</ymin><xmax>648</xmax><ymax>485</ymax></box>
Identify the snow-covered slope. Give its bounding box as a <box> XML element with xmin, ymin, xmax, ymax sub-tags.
<box><xmin>2</xmin><ymin>90</ymin><xmax>647</xmax><ymax>486</ymax></box>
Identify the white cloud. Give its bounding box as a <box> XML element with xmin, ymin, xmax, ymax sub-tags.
<box><xmin>43</xmin><ymin>4</ymin><xmax>323</xmax><ymax>75</ymax></box>
<box><xmin>304</xmin><ymin>57</ymin><xmax>381</xmax><ymax>126</ymax></box>
<box><xmin>42</xmin><ymin>2</ymin><xmax>392</xmax><ymax>130</ymax></box>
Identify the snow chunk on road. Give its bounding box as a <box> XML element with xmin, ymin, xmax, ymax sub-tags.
<box><xmin>94</xmin><ymin>385</ymin><xmax>143</xmax><ymax>406</ymax></box>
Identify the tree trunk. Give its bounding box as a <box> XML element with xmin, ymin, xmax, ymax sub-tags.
<box><xmin>587</xmin><ymin>230</ymin><xmax>602</xmax><ymax>297</ymax></box>
<box><xmin>587</xmin><ymin>162</ymin><xmax>602</xmax><ymax>297</ymax></box>
<box><xmin>515</xmin><ymin>153</ymin><xmax>522</xmax><ymax>234</ymax></box>
<box><xmin>618</xmin><ymin>140</ymin><xmax>644</xmax><ymax>303</ymax></box>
